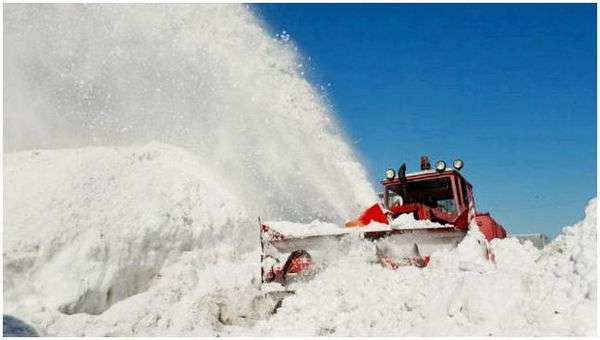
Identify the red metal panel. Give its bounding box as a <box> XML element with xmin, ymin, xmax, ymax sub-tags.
<box><xmin>357</xmin><ymin>203</ymin><xmax>389</xmax><ymax>226</ymax></box>
<box><xmin>474</xmin><ymin>213</ymin><xmax>507</xmax><ymax>241</ymax></box>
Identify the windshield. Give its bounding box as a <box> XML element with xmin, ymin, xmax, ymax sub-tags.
<box><xmin>386</xmin><ymin>177</ymin><xmax>457</xmax><ymax>213</ymax></box>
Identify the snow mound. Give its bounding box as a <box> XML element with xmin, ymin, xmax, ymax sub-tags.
<box><xmin>3</xmin><ymin>143</ymin><xmax>250</xmax><ymax>318</ymax></box>
<box><xmin>3</xmin><ymin>143</ymin><xmax>299</xmax><ymax>336</ymax></box>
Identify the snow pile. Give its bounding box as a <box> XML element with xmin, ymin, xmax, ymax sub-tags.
<box><xmin>254</xmin><ymin>199</ymin><xmax>597</xmax><ymax>336</ymax></box>
<box><xmin>532</xmin><ymin>199</ymin><xmax>597</xmax><ymax>334</ymax></box>
<box><xmin>42</xmin><ymin>254</ymin><xmax>262</xmax><ymax>336</ymax></box>
<box><xmin>3</xmin><ymin>144</ymin><xmax>246</xmax><ymax>332</ymax></box>
<box><xmin>3</xmin><ymin>144</ymin><xmax>342</xmax><ymax>336</ymax></box>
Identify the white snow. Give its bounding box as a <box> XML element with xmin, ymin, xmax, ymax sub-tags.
<box><xmin>3</xmin><ymin>3</ymin><xmax>597</xmax><ymax>337</ymax></box>
<box><xmin>3</xmin><ymin>144</ymin><xmax>250</xmax><ymax>332</ymax></box>
<box><xmin>390</xmin><ymin>211</ymin><xmax>453</xmax><ymax>229</ymax></box>
<box><xmin>4</xmin><ymin>145</ymin><xmax>596</xmax><ymax>336</ymax></box>
<box><xmin>264</xmin><ymin>220</ymin><xmax>391</xmax><ymax>238</ymax></box>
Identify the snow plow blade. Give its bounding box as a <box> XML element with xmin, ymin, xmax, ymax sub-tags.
<box><xmin>259</xmin><ymin>215</ymin><xmax>467</xmax><ymax>286</ymax></box>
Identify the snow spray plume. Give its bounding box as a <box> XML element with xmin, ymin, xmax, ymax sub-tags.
<box><xmin>3</xmin><ymin>4</ymin><xmax>375</xmax><ymax>222</ymax></box>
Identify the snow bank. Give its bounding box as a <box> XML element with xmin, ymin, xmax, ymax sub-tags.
<box><xmin>2</xmin><ymin>143</ymin><xmax>321</xmax><ymax>336</ymax></box>
<box><xmin>3</xmin><ymin>144</ymin><xmax>248</xmax><ymax>328</ymax></box>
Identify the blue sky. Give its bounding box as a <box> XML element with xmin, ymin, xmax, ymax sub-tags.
<box><xmin>251</xmin><ymin>4</ymin><xmax>597</xmax><ymax>237</ymax></box>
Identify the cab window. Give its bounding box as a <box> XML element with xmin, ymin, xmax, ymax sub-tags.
<box><xmin>386</xmin><ymin>177</ymin><xmax>458</xmax><ymax>214</ymax></box>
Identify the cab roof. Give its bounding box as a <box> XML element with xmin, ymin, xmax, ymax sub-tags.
<box><xmin>381</xmin><ymin>168</ymin><xmax>470</xmax><ymax>186</ymax></box>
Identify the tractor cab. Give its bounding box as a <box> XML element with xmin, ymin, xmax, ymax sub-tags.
<box><xmin>380</xmin><ymin>157</ymin><xmax>475</xmax><ymax>229</ymax></box>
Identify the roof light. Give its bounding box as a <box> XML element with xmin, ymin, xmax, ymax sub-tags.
<box><xmin>435</xmin><ymin>160</ymin><xmax>446</xmax><ymax>172</ymax></box>
<box><xmin>385</xmin><ymin>168</ymin><xmax>396</xmax><ymax>180</ymax></box>
<box><xmin>453</xmin><ymin>159</ymin><xmax>464</xmax><ymax>170</ymax></box>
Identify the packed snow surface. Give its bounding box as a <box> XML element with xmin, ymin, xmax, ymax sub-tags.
<box><xmin>3</xmin><ymin>3</ymin><xmax>597</xmax><ymax>337</ymax></box>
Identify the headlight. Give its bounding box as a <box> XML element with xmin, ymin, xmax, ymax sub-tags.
<box><xmin>435</xmin><ymin>160</ymin><xmax>446</xmax><ymax>172</ymax></box>
<box><xmin>385</xmin><ymin>168</ymin><xmax>396</xmax><ymax>179</ymax></box>
<box><xmin>453</xmin><ymin>159</ymin><xmax>464</xmax><ymax>170</ymax></box>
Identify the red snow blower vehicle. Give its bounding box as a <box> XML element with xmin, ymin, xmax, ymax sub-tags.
<box><xmin>259</xmin><ymin>156</ymin><xmax>507</xmax><ymax>286</ymax></box>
